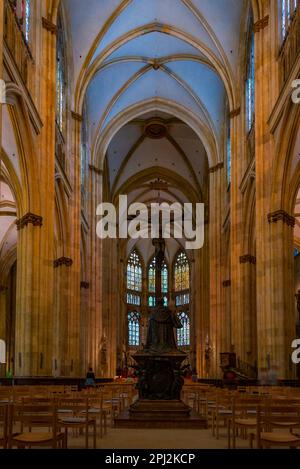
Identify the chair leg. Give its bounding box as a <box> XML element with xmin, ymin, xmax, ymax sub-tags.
<box><xmin>63</xmin><ymin>433</ymin><xmax>67</xmax><ymax>449</ymax></box>
<box><xmin>232</xmin><ymin>425</ymin><xmax>236</xmax><ymax>449</ymax></box>
<box><xmin>85</xmin><ymin>426</ymin><xmax>89</xmax><ymax>449</ymax></box>
<box><xmin>104</xmin><ymin>413</ymin><xmax>107</xmax><ymax>435</ymax></box>
<box><xmin>93</xmin><ymin>423</ymin><xmax>96</xmax><ymax>449</ymax></box>
<box><xmin>227</xmin><ymin>420</ymin><xmax>231</xmax><ymax>449</ymax></box>
<box><xmin>65</xmin><ymin>428</ymin><xmax>68</xmax><ymax>449</ymax></box>
<box><xmin>99</xmin><ymin>410</ymin><xmax>103</xmax><ymax>438</ymax></box>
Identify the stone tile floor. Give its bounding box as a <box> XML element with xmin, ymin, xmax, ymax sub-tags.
<box><xmin>66</xmin><ymin>427</ymin><xmax>248</xmax><ymax>449</ymax></box>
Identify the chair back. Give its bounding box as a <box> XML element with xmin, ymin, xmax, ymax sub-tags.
<box><xmin>0</xmin><ymin>403</ymin><xmax>9</xmax><ymax>448</ymax></box>
<box><xmin>9</xmin><ymin>403</ymin><xmax>60</xmax><ymax>448</ymax></box>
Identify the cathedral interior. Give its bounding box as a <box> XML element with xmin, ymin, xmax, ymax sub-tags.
<box><xmin>1</xmin><ymin>0</ymin><xmax>300</xmax><ymax>451</ymax></box>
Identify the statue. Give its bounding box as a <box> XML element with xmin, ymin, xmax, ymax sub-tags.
<box><xmin>144</xmin><ymin>237</ymin><xmax>182</xmax><ymax>353</ymax></box>
<box><xmin>145</xmin><ymin>298</ymin><xmax>182</xmax><ymax>353</ymax></box>
<box><xmin>131</xmin><ymin>235</ymin><xmax>187</xmax><ymax>401</ymax></box>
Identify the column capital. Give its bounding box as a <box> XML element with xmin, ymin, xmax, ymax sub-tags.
<box><xmin>89</xmin><ymin>164</ymin><xmax>103</xmax><ymax>176</ymax></box>
<box><xmin>71</xmin><ymin>111</ymin><xmax>83</xmax><ymax>122</ymax></box>
<box><xmin>229</xmin><ymin>107</ymin><xmax>241</xmax><ymax>119</ymax></box>
<box><xmin>253</xmin><ymin>16</ymin><xmax>269</xmax><ymax>33</ymax></box>
<box><xmin>16</xmin><ymin>213</ymin><xmax>43</xmax><ymax>230</ymax></box>
<box><xmin>268</xmin><ymin>210</ymin><xmax>295</xmax><ymax>227</ymax></box>
<box><xmin>239</xmin><ymin>255</ymin><xmax>256</xmax><ymax>265</ymax></box>
<box><xmin>54</xmin><ymin>257</ymin><xmax>73</xmax><ymax>268</ymax></box>
<box><xmin>42</xmin><ymin>17</ymin><xmax>57</xmax><ymax>34</ymax></box>
<box><xmin>209</xmin><ymin>162</ymin><xmax>224</xmax><ymax>174</ymax></box>
<box><xmin>222</xmin><ymin>280</ymin><xmax>231</xmax><ymax>288</ymax></box>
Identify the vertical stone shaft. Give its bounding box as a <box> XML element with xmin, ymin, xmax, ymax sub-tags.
<box><xmin>209</xmin><ymin>165</ymin><xmax>226</xmax><ymax>376</ymax></box>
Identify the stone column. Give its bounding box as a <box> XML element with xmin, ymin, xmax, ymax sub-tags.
<box><xmin>0</xmin><ymin>0</ymin><xmax>3</xmax><ymax>118</ymax></box>
<box><xmin>194</xmin><ymin>240</ymin><xmax>210</xmax><ymax>378</ymax></box>
<box><xmin>0</xmin><ymin>287</ymin><xmax>7</xmax><ymax>347</ymax></box>
<box><xmin>229</xmin><ymin>107</ymin><xmax>245</xmax><ymax>361</ymax></box>
<box><xmin>239</xmin><ymin>255</ymin><xmax>257</xmax><ymax>365</ymax></box>
<box><xmin>53</xmin><ymin>257</ymin><xmax>73</xmax><ymax>376</ymax></box>
<box><xmin>107</xmin><ymin>238</ymin><xmax>118</xmax><ymax>377</ymax></box>
<box><xmin>14</xmin><ymin>215</ymin><xmax>45</xmax><ymax>376</ymax></box>
<box><xmin>253</xmin><ymin>8</ymin><xmax>295</xmax><ymax>378</ymax></box>
<box><xmin>268</xmin><ymin>212</ymin><xmax>296</xmax><ymax>377</ymax></box>
<box><xmin>66</xmin><ymin>112</ymin><xmax>82</xmax><ymax>377</ymax></box>
<box><xmin>35</xmin><ymin>16</ymin><xmax>57</xmax><ymax>376</ymax></box>
<box><xmin>0</xmin><ymin>0</ymin><xmax>4</xmax><ymax>360</ymax></box>
<box><xmin>13</xmin><ymin>14</ymin><xmax>58</xmax><ymax>377</ymax></box>
<box><xmin>80</xmin><ymin>281</ymin><xmax>90</xmax><ymax>376</ymax></box>
<box><xmin>209</xmin><ymin>163</ymin><xmax>227</xmax><ymax>376</ymax></box>
<box><xmin>86</xmin><ymin>165</ymin><xmax>103</xmax><ymax>375</ymax></box>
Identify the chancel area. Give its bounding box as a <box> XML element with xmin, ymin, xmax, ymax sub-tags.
<box><xmin>1</xmin><ymin>0</ymin><xmax>300</xmax><ymax>450</ymax></box>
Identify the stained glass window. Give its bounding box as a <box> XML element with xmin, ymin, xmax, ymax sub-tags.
<box><xmin>148</xmin><ymin>256</ymin><xmax>168</xmax><ymax>293</ymax></box>
<box><xmin>127</xmin><ymin>251</ymin><xmax>142</xmax><ymax>292</ymax></box>
<box><xmin>128</xmin><ymin>312</ymin><xmax>140</xmax><ymax>347</ymax></box>
<box><xmin>148</xmin><ymin>256</ymin><xmax>168</xmax><ymax>306</ymax></box>
<box><xmin>20</xmin><ymin>0</ymin><xmax>31</xmax><ymax>43</ymax></box>
<box><xmin>148</xmin><ymin>296</ymin><xmax>168</xmax><ymax>307</ymax></box>
<box><xmin>281</xmin><ymin>0</ymin><xmax>298</xmax><ymax>40</ymax></box>
<box><xmin>174</xmin><ymin>251</ymin><xmax>190</xmax><ymax>347</ymax></box>
<box><xmin>174</xmin><ymin>252</ymin><xmax>190</xmax><ymax>293</ymax></box>
<box><xmin>13</xmin><ymin>1</ymin><xmax>31</xmax><ymax>43</ymax></box>
<box><xmin>148</xmin><ymin>295</ymin><xmax>156</xmax><ymax>307</ymax></box>
<box><xmin>127</xmin><ymin>251</ymin><xmax>142</xmax><ymax>346</ymax></box>
<box><xmin>56</xmin><ymin>12</ymin><xmax>66</xmax><ymax>134</ymax></box>
<box><xmin>127</xmin><ymin>293</ymin><xmax>141</xmax><ymax>306</ymax></box>
<box><xmin>246</xmin><ymin>25</ymin><xmax>255</xmax><ymax>133</ymax></box>
<box><xmin>177</xmin><ymin>312</ymin><xmax>190</xmax><ymax>347</ymax></box>
<box><xmin>175</xmin><ymin>293</ymin><xmax>190</xmax><ymax>307</ymax></box>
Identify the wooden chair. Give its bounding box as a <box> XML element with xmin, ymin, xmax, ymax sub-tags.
<box><xmin>77</xmin><ymin>393</ymin><xmax>107</xmax><ymax>439</ymax></box>
<box><xmin>101</xmin><ymin>388</ymin><xmax>122</xmax><ymax>426</ymax></box>
<box><xmin>8</xmin><ymin>403</ymin><xmax>66</xmax><ymax>449</ymax></box>
<box><xmin>57</xmin><ymin>397</ymin><xmax>97</xmax><ymax>448</ymax></box>
<box><xmin>228</xmin><ymin>396</ymin><xmax>264</xmax><ymax>448</ymax></box>
<box><xmin>254</xmin><ymin>404</ymin><xmax>300</xmax><ymax>449</ymax></box>
<box><xmin>212</xmin><ymin>393</ymin><xmax>233</xmax><ymax>439</ymax></box>
<box><xmin>0</xmin><ymin>404</ymin><xmax>9</xmax><ymax>448</ymax></box>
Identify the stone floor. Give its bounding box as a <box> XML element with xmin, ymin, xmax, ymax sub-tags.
<box><xmin>66</xmin><ymin>427</ymin><xmax>248</xmax><ymax>449</ymax></box>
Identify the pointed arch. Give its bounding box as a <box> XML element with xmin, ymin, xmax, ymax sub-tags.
<box><xmin>5</xmin><ymin>83</ymin><xmax>41</xmax><ymax>215</ymax></box>
<box><xmin>95</xmin><ymin>98</ymin><xmax>218</xmax><ymax>171</ymax></box>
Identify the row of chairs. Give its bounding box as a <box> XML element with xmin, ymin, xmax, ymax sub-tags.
<box><xmin>0</xmin><ymin>384</ymin><xmax>138</xmax><ymax>449</ymax></box>
<box><xmin>182</xmin><ymin>384</ymin><xmax>300</xmax><ymax>449</ymax></box>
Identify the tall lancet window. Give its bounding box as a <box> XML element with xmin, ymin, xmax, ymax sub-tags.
<box><xmin>126</xmin><ymin>250</ymin><xmax>142</xmax><ymax>307</ymax></box>
<box><xmin>174</xmin><ymin>251</ymin><xmax>190</xmax><ymax>347</ymax></box>
<box><xmin>126</xmin><ymin>250</ymin><xmax>142</xmax><ymax>347</ymax></box>
<box><xmin>148</xmin><ymin>256</ymin><xmax>168</xmax><ymax>307</ymax></box>
<box><xmin>56</xmin><ymin>12</ymin><xmax>67</xmax><ymax>135</ymax></box>
<box><xmin>24</xmin><ymin>0</ymin><xmax>31</xmax><ymax>43</ymax></box>
<box><xmin>281</xmin><ymin>0</ymin><xmax>298</xmax><ymax>41</ymax></box>
<box><xmin>128</xmin><ymin>312</ymin><xmax>140</xmax><ymax>347</ymax></box>
<box><xmin>246</xmin><ymin>21</ymin><xmax>255</xmax><ymax>133</ymax></box>
<box><xmin>12</xmin><ymin>1</ymin><xmax>31</xmax><ymax>43</ymax></box>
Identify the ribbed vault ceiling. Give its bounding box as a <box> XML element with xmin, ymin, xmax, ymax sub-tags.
<box><xmin>63</xmin><ymin>0</ymin><xmax>243</xmax><ymax>147</ymax></box>
<box><xmin>62</xmin><ymin>0</ymin><xmax>244</xmax><ymax>241</ymax></box>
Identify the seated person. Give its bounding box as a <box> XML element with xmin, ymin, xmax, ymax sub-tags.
<box><xmin>85</xmin><ymin>367</ymin><xmax>96</xmax><ymax>388</ymax></box>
